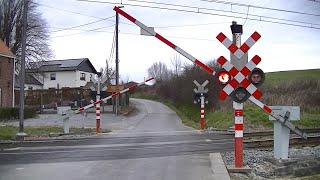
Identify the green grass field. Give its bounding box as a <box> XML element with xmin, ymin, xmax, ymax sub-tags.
<box><xmin>265</xmin><ymin>69</ymin><xmax>320</xmax><ymax>84</ymax></box>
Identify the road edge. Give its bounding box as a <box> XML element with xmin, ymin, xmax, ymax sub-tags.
<box><xmin>209</xmin><ymin>153</ymin><xmax>231</xmax><ymax>180</ymax></box>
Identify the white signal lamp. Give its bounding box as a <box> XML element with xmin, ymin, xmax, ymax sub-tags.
<box><xmin>249</xmin><ymin>68</ymin><xmax>265</xmax><ymax>87</ymax></box>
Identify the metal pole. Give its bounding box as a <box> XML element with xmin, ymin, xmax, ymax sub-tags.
<box><xmin>200</xmin><ymin>94</ymin><xmax>205</xmax><ymax>130</ymax></box>
<box><xmin>230</xmin><ymin>21</ymin><xmax>246</xmax><ymax>168</ymax></box>
<box><xmin>96</xmin><ymin>76</ymin><xmax>101</xmax><ymax>133</ymax></box>
<box><xmin>115</xmin><ymin>9</ymin><xmax>119</xmax><ymax>115</ymax></box>
<box><xmin>17</xmin><ymin>0</ymin><xmax>28</xmax><ymax>140</ymax></box>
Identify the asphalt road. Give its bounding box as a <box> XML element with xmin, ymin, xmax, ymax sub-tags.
<box><xmin>0</xmin><ymin>99</ymin><xmax>234</xmax><ymax>180</ymax></box>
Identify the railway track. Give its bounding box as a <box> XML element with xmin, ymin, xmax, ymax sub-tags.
<box><xmin>243</xmin><ymin>128</ymin><xmax>320</xmax><ymax>138</ymax></box>
<box><xmin>222</xmin><ymin>128</ymin><xmax>320</xmax><ymax>149</ymax></box>
<box><xmin>245</xmin><ymin>135</ymin><xmax>320</xmax><ymax>149</ymax></box>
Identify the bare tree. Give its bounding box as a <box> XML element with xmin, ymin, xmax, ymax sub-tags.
<box><xmin>171</xmin><ymin>54</ymin><xmax>182</xmax><ymax>77</ymax></box>
<box><xmin>0</xmin><ymin>0</ymin><xmax>52</xmax><ymax>72</ymax></box>
<box><xmin>102</xmin><ymin>59</ymin><xmax>116</xmax><ymax>84</ymax></box>
<box><xmin>120</xmin><ymin>74</ymin><xmax>130</xmax><ymax>84</ymax></box>
<box><xmin>147</xmin><ymin>61</ymin><xmax>171</xmax><ymax>82</ymax></box>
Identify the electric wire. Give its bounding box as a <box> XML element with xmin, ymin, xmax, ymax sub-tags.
<box><xmin>35</xmin><ymin>2</ymin><xmax>133</xmax><ymax>27</ymax></box>
<box><xmin>200</xmin><ymin>0</ymin><xmax>320</xmax><ymax>17</ymax></box>
<box><xmin>243</xmin><ymin>5</ymin><xmax>250</xmax><ymax>26</ymax></box>
<box><xmin>51</xmin><ymin>24</ymin><xmax>115</xmax><ymax>38</ymax></box>
<box><xmin>108</xmin><ymin>28</ymin><xmax>116</xmax><ymax>65</ymax></box>
<box><xmin>76</xmin><ymin>0</ymin><xmax>320</xmax><ymax>30</ymax></box>
<box><xmin>32</xmin><ymin>2</ymin><xmax>107</xmax><ymax>19</ymax></box>
<box><xmin>51</xmin><ymin>15</ymin><xmax>115</xmax><ymax>33</ymax></box>
<box><xmin>124</xmin><ymin>0</ymin><xmax>320</xmax><ymax>25</ymax></box>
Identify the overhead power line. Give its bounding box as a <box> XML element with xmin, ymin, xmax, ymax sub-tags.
<box><xmin>108</xmin><ymin>28</ymin><xmax>116</xmax><ymax>65</ymax></box>
<box><xmin>35</xmin><ymin>2</ymin><xmax>138</xmax><ymax>27</ymax></box>
<box><xmin>33</xmin><ymin>2</ymin><xmax>106</xmax><ymax>19</ymax></box>
<box><xmin>124</xmin><ymin>0</ymin><xmax>320</xmax><ymax>26</ymax></box>
<box><xmin>51</xmin><ymin>15</ymin><xmax>115</xmax><ymax>33</ymax></box>
<box><xmin>52</xmin><ymin>24</ymin><xmax>115</xmax><ymax>38</ymax></box>
<box><xmin>201</xmin><ymin>0</ymin><xmax>320</xmax><ymax>17</ymax></box>
<box><xmin>76</xmin><ymin>0</ymin><xmax>320</xmax><ymax>30</ymax></box>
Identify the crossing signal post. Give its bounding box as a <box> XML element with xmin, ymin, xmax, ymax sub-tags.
<box><xmin>90</xmin><ymin>72</ymin><xmax>108</xmax><ymax>133</ymax></box>
<box><xmin>193</xmin><ymin>80</ymin><xmax>209</xmax><ymax>130</ymax></box>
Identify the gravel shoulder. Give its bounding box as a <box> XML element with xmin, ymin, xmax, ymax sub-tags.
<box><xmin>222</xmin><ymin>146</ymin><xmax>320</xmax><ymax>180</ymax></box>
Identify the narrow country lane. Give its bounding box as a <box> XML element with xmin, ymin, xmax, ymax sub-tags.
<box><xmin>0</xmin><ymin>99</ymin><xmax>234</xmax><ymax>180</ymax></box>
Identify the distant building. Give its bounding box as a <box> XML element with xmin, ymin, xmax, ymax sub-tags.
<box><xmin>15</xmin><ymin>74</ymin><xmax>43</xmax><ymax>90</ymax></box>
<box><xmin>0</xmin><ymin>39</ymin><xmax>15</xmax><ymax>107</ymax></box>
<box><xmin>26</xmin><ymin>58</ymin><xmax>98</xmax><ymax>89</ymax></box>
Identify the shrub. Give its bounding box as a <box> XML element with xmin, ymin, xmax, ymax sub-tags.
<box><xmin>0</xmin><ymin>107</ymin><xmax>36</xmax><ymax>120</ymax></box>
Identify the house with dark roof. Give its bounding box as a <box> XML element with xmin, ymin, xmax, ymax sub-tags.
<box><xmin>14</xmin><ymin>74</ymin><xmax>43</xmax><ymax>90</ymax></box>
<box><xmin>26</xmin><ymin>58</ymin><xmax>97</xmax><ymax>89</ymax></box>
<box><xmin>0</xmin><ymin>39</ymin><xmax>15</xmax><ymax>107</ymax></box>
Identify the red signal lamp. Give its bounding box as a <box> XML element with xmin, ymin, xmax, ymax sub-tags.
<box><xmin>217</xmin><ymin>71</ymin><xmax>231</xmax><ymax>85</ymax></box>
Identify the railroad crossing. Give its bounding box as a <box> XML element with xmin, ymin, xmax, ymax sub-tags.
<box><xmin>113</xmin><ymin>6</ymin><xmax>308</xmax><ymax>169</ymax></box>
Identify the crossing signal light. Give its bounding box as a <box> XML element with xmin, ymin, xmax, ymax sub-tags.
<box><xmin>232</xmin><ymin>87</ymin><xmax>250</xmax><ymax>103</ymax></box>
<box><xmin>217</xmin><ymin>71</ymin><xmax>231</xmax><ymax>85</ymax></box>
<box><xmin>249</xmin><ymin>68</ymin><xmax>265</xmax><ymax>87</ymax></box>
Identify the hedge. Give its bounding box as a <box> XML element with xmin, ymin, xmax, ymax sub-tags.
<box><xmin>0</xmin><ymin>108</ymin><xmax>36</xmax><ymax>120</ymax></box>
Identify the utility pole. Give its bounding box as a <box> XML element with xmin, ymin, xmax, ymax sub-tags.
<box><xmin>115</xmin><ymin>6</ymin><xmax>123</xmax><ymax>115</ymax></box>
<box><xmin>17</xmin><ymin>0</ymin><xmax>28</xmax><ymax>140</ymax></box>
<box><xmin>115</xmin><ymin>7</ymin><xmax>119</xmax><ymax>115</ymax></box>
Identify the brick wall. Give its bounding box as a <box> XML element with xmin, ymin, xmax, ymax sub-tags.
<box><xmin>0</xmin><ymin>56</ymin><xmax>14</xmax><ymax>107</ymax></box>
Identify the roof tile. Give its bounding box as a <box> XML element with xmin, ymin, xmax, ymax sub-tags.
<box><xmin>0</xmin><ymin>39</ymin><xmax>14</xmax><ymax>58</ymax></box>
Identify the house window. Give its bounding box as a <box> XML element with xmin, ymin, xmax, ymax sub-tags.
<box><xmin>28</xmin><ymin>86</ymin><xmax>33</xmax><ymax>90</ymax></box>
<box><xmin>80</xmin><ymin>73</ymin><xmax>86</xmax><ymax>81</ymax></box>
<box><xmin>50</xmin><ymin>73</ymin><xmax>56</xmax><ymax>80</ymax></box>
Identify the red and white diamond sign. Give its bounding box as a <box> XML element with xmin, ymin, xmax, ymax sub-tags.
<box><xmin>216</xmin><ymin>32</ymin><xmax>261</xmax><ymax>60</ymax></box>
<box><xmin>216</xmin><ymin>32</ymin><xmax>263</xmax><ymax>100</ymax></box>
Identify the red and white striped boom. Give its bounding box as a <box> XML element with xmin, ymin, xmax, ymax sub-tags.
<box><xmin>75</xmin><ymin>77</ymin><xmax>154</xmax><ymax>114</ymax></box>
<box><xmin>113</xmin><ymin>7</ymin><xmax>216</xmax><ymax>76</ymax></box>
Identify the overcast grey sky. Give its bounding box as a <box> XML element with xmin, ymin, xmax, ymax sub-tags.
<box><xmin>38</xmin><ymin>0</ymin><xmax>320</xmax><ymax>82</ymax></box>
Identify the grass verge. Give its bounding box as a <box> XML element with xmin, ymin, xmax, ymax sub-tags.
<box><xmin>132</xmin><ymin>93</ymin><xmax>320</xmax><ymax>130</ymax></box>
<box><xmin>0</xmin><ymin>126</ymin><xmax>108</xmax><ymax>140</ymax></box>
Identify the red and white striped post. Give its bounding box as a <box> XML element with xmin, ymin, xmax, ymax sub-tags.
<box><xmin>234</xmin><ymin>102</ymin><xmax>243</xmax><ymax>167</ymax></box>
<box><xmin>96</xmin><ymin>77</ymin><xmax>101</xmax><ymax>133</ymax></box>
<box><xmin>200</xmin><ymin>95</ymin><xmax>205</xmax><ymax>130</ymax></box>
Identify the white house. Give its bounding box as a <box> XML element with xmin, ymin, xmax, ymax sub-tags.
<box><xmin>26</xmin><ymin>58</ymin><xmax>97</xmax><ymax>89</ymax></box>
